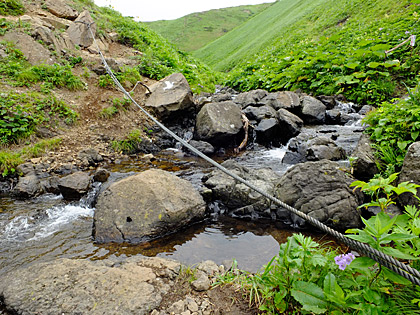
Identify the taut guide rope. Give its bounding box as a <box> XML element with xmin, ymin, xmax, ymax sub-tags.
<box><xmin>80</xmin><ymin>21</ymin><xmax>420</xmax><ymax>286</ymax></box>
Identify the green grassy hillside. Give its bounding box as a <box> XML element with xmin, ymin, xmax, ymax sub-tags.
<box><xmin>194</xmin><ymin>0</ymin><xmax>328</xmax><ymax>71</ymax></box>
<box><xmin>146</xmin><ymin>3</ymin><xmax>272</xmax><ymax>52</ymax></box>
<box><xmin>196</xmin><ymin>0</ymin><xmax>420</xmax><ymax>104</ymax></box>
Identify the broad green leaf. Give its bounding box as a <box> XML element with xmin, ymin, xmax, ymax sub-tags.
<box><xmin>384</xmin><ymin>60</ymin><xmax>400</xmax><ymax>68</ymax></box>
<box><xmin>363</xmin><ymin>288</ymin><xmax>382</xmax><ymax>304</ymax></box>
<box><xmin>349</xmin><ymin>257</ymin><xmax>376</xmax><ymax>270</ymax></box>
<box><xmin>381</xmin><ymin>246</ymin><xmax>419</xmax><ymax>260</ymax></box>
<box><xmin>412</xmin><ymin>130</ymin><xmax>420</xmax><ymax>141</ymax></box>
<box><xmin>346</xmin><ymin>233</ymin><xmax>376</xmax><ymax>246</ymax></box>
<box><xmin>291</xmin><ymin>281</ymin><xmax>327</xmax><ymax>314</ymax></box>
<box><xmin>345</xmin><ymin>62</ymin><xmax>360</xmax><ymax>69</ymax></box>
<box><xmin>367</xmin><ymin>61</ymin><xmax>382</xmax><ymax>68</ymax></box>
<box><xmin>324</xmin><ymin>273</ymin><xmax>346</xmax><ymax>305</ymax></box>
<box><xmin>381</xmin><ymin>267</ymin><xmax>412</xmax><ymax>285</ymax></box>
<box><xmin>379</xmin><ymin>233</ymin><xmax>416</xmax><ymax>243</ymax></box>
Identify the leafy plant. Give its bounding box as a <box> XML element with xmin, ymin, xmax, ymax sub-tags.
<box><xmin>111</xmin><ymin>129</ymin><xmax>143</xmax><ymax>154</ymax></box>
<box><xmin>0</xmin><ymin>0</ymin><xmax>25</xmax><ymax>16</ymax></box>
<box><xmin>350</xmin><ymin>173</ymin><xmax>420</xmax><ymax>212</ymax></box>
<box><xmin>0</xmin><ymin>138</ymin><xmax>61</xmax><ymax>176</ymax></box>
<box><xmin>0</xmin><ymin>91</ymin><xmax>78</xmax><ymax>144</ymax></box>
<box><xmin>363</xmin><ymin>83</ymin><xmax>420</xmax><ymax>174</ymax></box>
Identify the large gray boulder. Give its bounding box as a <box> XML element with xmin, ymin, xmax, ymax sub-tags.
<box><xmin>277</xmin><ymin>108</ymin><xmax>303</xmax><ymax>142</ymax></box>
<box><xmin>301</xmin><ymin>95</ymin><xmax>327</xmax><ymax>124</ymax></box>
<box><xmin>0</xmin><ymin>257</ymin><xmax>180</xmax><ymax>315</ymax></box>
<box><xmin>45</xmin><ymin>0</ymin><xmax>79</xmax><ymax>20</ymax></box>
<box><xmin>145</xmin><ymin>73</ymin><xmax>195</xmax><ymax>121</ymax></box>
<box><xmin>12</xmin><ymin>175</ymin><xmax>41</xmax><ymax>199</ymax></box>
<box><xmin>66</xmin><ymin>10</ymin><xmax>96</xmax><ymax>48</ymax></box>
<box><xmin>255</xmin><ymin>118</ymin><xmax>282</xmax><ymax>146</ymax></box>
<box><xmin>94</xmin><ymin>169</ymin><xmax>206</xmax><ymax>243</ymax></box>
<box><xmin>306</xmin><ymin>137</ymin><xmax>346</xmax><ymax>161</ymax></box>
<box><xmin>260</xmin><ymin>91</ymin><xmax>301</xmax><ymax>113</ymax></box>
<box><xmin>58</xmin><ymin>171</ymin><xmax>91</xmax><ymax>200</ymax></box>
<box><xmin>2</xmin><ymin>31</ymin><xmax>56</xmax><ymax>65</ymax></box>
<box><xmin>275</xmin><ymin>160</ymin><xmax>362</xmax><ymax>230</ymax></box>
<box><xmin>203</xmin><ymin>160</ymin><xmax>281</xmax><ymax>218</ymax></box>
<box><xmin>195</xmin><ymin>101</ymin><xmax>243</xmax><ymax>146</ymax></box>
<box><xmin>398</xmin><ymin>142</ymin><xmax>420</xmax><ymax>207</ymax></box>
<box><xmin>351</xmin><ymin>134</ymin><xmax>378</xmax><ymax>180</ymax></box>
<box><xmin>233</xmin><ymin>89</ymin><xmax>268</xmax><ymax>109</ymax></box>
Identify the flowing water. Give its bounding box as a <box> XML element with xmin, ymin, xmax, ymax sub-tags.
<box><xmin>0</xmin><ymin>103</ymin><xmax>363</xmax><ymax>275</ymax></box>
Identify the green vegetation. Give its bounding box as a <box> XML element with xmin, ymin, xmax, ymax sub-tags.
<box><xmin>195</xmin><ymin>0</ymin><xmax>420</xmax><ymax>104</ymax></box>
<box><xmin>73</xmin><ymin>1</ymin><xmax>220</xmax><ymax>93</ymax></box>
<box><xmin>0</xmin><ymin>41</ymin><xmax>84</xmax><ymax>89</ymax></box>
<box><xmin>0</xmin><ymin>0</ymin><xmax>25</xmax><ymax>16</ymax></box>
<box><xmin>217</xmin><ymin>230</ymin><xmax>420</xmax><ymax>314</ymax></box>
<box><xmin>146</xmin><ymin>3</ymin><xmax>272</xmax><ymax>52</ymax></box>
<box><xmin>0</xmin><ymin>138</ymin><xmax>61</xmax><ymax>176</ymax></box>
<box><xmin>0</xmin><ymin>91</ymin><xmax>78</xmax><ymax>144</ymax></box>
<box><xmin>363</xmin><ymin>84</ymin><xmax>420</xmax><ymax>175</ymax></box>
<box><xmin>111</xmin><ymin>129</ymin><xmax>143</xmax><ymax>154</ymax></box>
<box><xmin>350</xmin><ymin>173</ymin><xmax>420</xmax><ymax>212</ymax></box>
<box><xmin>98</xmin><ymin>66</ymin><xmax>142</xmax><ymax>89</ymax></box>
<box><xmin>99</xmin><ymin>97</ymin><xmax>131</xmax><ymax>118</ymax></box>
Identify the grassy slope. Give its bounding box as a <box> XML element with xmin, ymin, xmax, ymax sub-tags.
<box><xmin>146</xmin><ymin>3</ymin><xmax>272</xmax><ymax>52</ymax></box>
<box><xmin>195</xmin><ymin>0</ymin><xmax>420</xmax><ymax>103</ymax></box>
<box><xmin>194</xmin><ymin>0</ymin><xmax>328</xmax><ymax>71</ymax></box>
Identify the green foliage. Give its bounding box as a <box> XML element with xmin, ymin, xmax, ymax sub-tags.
<box><xmin>0</xmin><ymin>138</ymin><xmax>61</xmax><ymax>177</ymax></box>
<box><xmin>99</xmin><ymin>97</ymin><xmax>131</xmax><ymax>118</ymax></box>
<box><xmin>197</xmin><ymin>0</ymin><xmax>420</xmax><ymax>103</ymax></box>
<box><xmin>85</xmin><ymin>3</ymin><xmax>219</xmax><ymax>92</ymax></box>
<box><xmin>0</xmin><ymin>42</ymin><xmax>84</xmax><ymax>89</ymax></box>
<box><xmin>0</xmin><ymin>91</ymin><xmax>78</xmax><ymax>144</ymax></box>
<box><xmin>216</xmin><ymin>233</ymin><xmax>420</xmax><ymax>314</ymax></box>
<box><xmin>0</xmin><ymin>0</ymin><xmax>25</xmax><ymax>16</ymax></box>
<box><xmin>111</xmin><ymin>129</ymin><xmax>143</xmax><ymax>154</ymax></box>
<box><xmin>363</xmin><ymin>83</ymin><xmax>420</xmax><ymax>174</ymax></box>
<box><xmin>350</xmin><ymin>173</ymin><xmax>420</xmax><ymax>212</ymax></box>
<box><xmin>146</xmin><ymin>3</ymin><xmax>272</xmax><ymax>52</ymax></box>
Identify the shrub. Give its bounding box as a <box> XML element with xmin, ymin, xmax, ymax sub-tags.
<box><xmin>0</xmin><ymin>0</ymin><xmax>25</xmax><ymax>16</ymax></box>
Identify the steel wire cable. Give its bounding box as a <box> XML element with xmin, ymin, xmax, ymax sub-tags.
<box><xmin>82</xmin><ymin>22</ymin><xmax>420</xmax><ymax>286</ymax></box>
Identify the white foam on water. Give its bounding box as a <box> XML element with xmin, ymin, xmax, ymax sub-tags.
<box><xmin>2</xmin><ymin>204</ymin><xmax>94</xmax><ymax>242</ymax></box>
<box><xmin>263</xmin><ymin>147</ymin><xmax>287</xmax><ymax>161</ymax></box>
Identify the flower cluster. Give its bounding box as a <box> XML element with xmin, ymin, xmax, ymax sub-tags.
<box><xmin>334</xmin><ymin>253</ymin><xmax>356</xmax><ymax>270</ymax></box>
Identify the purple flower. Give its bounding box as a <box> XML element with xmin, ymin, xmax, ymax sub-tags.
<box><xmin>379</xmin><ymin>28</ymin><xmax>383</xmax><ymax>31</ymax></box>
<box><xmin>406</xmin><ymin>31</ymin><xmax>411</xmax><ymax>35</ymax></box>
<box><xmin>334</xmin><ymin>253</ymin><xmax>356</xmax><ymax>270</ymax></box>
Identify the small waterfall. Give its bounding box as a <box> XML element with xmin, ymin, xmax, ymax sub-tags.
<box><xmin>0</xmin><ymin>182</ymin><xmax>102</xmax><ymax>243</ymax></box>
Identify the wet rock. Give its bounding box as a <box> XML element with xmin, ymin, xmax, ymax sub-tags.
<box><xmin>277</xmin><ymin>108</ymin><xmax>303</xmax><ymax>142</ymax></box>
<box><xmin>262</xmin><ymin>91</ymin><xmax>301</xmax><ymax>113</ymax></box>
<box><xmin>66</xmin><ymin>10</ymin><xmax>96</xmax><ymax>48</ymax></box>
<box><xmin>282</xmin><ymin>132</ymin><xmax>311</xmax><ymax>164</ymax></box>
<box><xmin>94</xmin><ymin>169</ymin><xmax>206</xmax><ymax>243</ymax></box>
<box><xmin>275</xmin><ymin>160</ymin><xmax>362</xmax><ymax>230</ymax></box>
<box><xmin>301</xmin><ymin>95</ymin><xmax>326</xmax><ymax>124</ymax></box>
<box><xmin>318</xmin><ymin>95</ymin><xmax>336</xmax><ymax>109</ymax></box>
<box><xmin>93</xmin><ymin>168</ymin><xmax>110</xmax><ymax>182</ymax></box>
<box><xmin>398</xmin><ymin>142</ymin><xmax>420</xmax><ymax>207</ymax></box>
<box><xmin>255</xmin><ymin>118</ymin><xmax>282</xmax><ymax>146</ymax></box>
<box><xmin>195</xmin><ymin>101</ymin><xmax>243</xmax><ymax>146</ymax></box>
<box><xmin>326</xmin><ymin>109</ymin><xmax>341</xmax><ymax>124</ymax></box>
<box><xmin>45</xmin><ymin>0</ymin><xmax>78</xmax><ymax>20</ymax></box>
<box><xmin>351</xmin><ymin>134</ymin><xmax>378</xmax><ymax>180</ymax></box>
<box><xmin>204</xmin><ymin>160</ymin><xmax>281</xmax><ymax>218</ymax></box>
<box><xmin>145</xmin><ymin>73</ymin><xmax>195</xmax><ymax>121</ymax></box>
<box><xmin>0</xmin><ymin>257</ymin><xmax>180</xmax><ymax>315</ymax></box>
<box><xmin>58</xmin><ymin>171</ymin><xmax>91</xmax><ymax>200</ymax></box>
<box><xmin>306</xmin><ymin>136</ymin><xmax>346</xmax><ymax>161</ymax></box>
<box><xmin>40</xmin><ymin>176</ymin><xmax>60</xmax><ymax>194</ymax></box>
<box><xmin>12</xmin><ymin>175</ymin><xmax>41</xmax><ymax>199</ymax></box>
<box><xmin>243</xmin><ymin>105</ymin><xmax>277</xmax><ymax>122</ymax></box>
<box><xmin>78</xmin><ymin>147</ymin><xmax>103</xmax><ymax>166</ymax></box>
<box><xmin>233</xmin><ymin>89</ymin><xmax>268</xmax><ymax>109</ymax></box>
<box><xmin>211</xmin><ymin>92</ymin><xmax>232</xmax><ymax>103</ymax></box>
<box><xmin>184</xmin><ymin>140</ymin><xmax>215</xmax><ymax>155</ymax></box>
<box><xmin>16</xmin><ymin>163</ymin><xmax>35</xmax><ymax>176</ymax></box>
<box><xmin>54</xmin><ymin>163</ymin><xmax>79</xmax><ymax>175</ymax></box>
<box><xmin>358</xmin><ymin>105</ymin><xmax>374</xmax><ymax>115</ymax></box>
